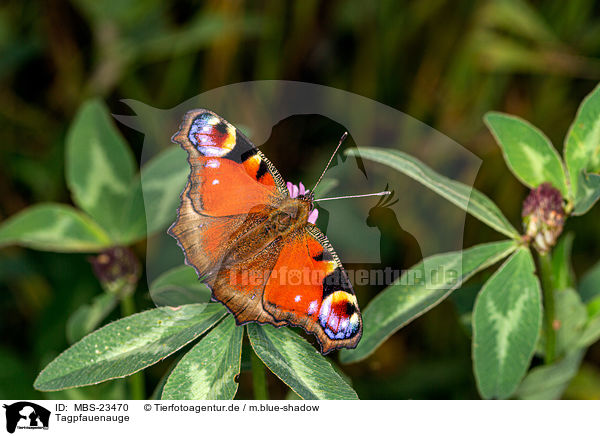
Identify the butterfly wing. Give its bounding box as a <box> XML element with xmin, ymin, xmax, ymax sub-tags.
<box><xmin>171</xmin><ymin>109</ymin><xmax>287</xmax><ymax>217</ymax></box>
<box><xmin>262</xmin><ymin>225</ymin><xmax>362</xmax><ymax>354</ymax></box>
<box><xmin>209</xmin><ymin>235</ymin><xmax>288</xmax><ymax>327</ymax></box>
<box><xmin>169</xmin><ymin>109</ymin><xmax>287</xmax><ymax>283</ymax></box>
<box><xmin>169</xmin><ymin>182</ymin><xmax>256</xmax><ymax>279</ymax></box>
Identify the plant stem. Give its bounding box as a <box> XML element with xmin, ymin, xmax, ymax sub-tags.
<box><xmin>120</xmin><ymin>293</ymin><xmax>136</xmax><ymax>318</ymax></box>
<box><xmin>251</xmin><ymin>350</ymin><xmax>269</xmax><ymax>400</ymax></box>
<box><xmin>539</xmin><ymin>252</ymin><xmax>556</xmax><ymax>364</ymax></box>
<box><xmin>121</xmin><ymin>294</ymin><xmax>146</xmax><ymax>400</ymax></box>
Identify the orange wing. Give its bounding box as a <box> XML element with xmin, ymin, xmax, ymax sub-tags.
<box><xmin>169</xmin><ymin>109</ymin><xmax>286</xmax><ymax>281</ymax></box>
<box><xmin>168</xmin><ymin>182</ymin><xmax>250</xmax><ymax>280</ymax></box>
<box><xmin>171</xmin><ymin>109</ymin><xmax>287</xmax><ymax>216</ymax></box>
<box><xmin>262</xmin><ymin>226</ymin><xmax>362</xmax><ymax>354</ymax></box>
<box><xmin>170</xmin><ymin>181</ymin><xmax>286</xmax><ymax>328</ymax></box>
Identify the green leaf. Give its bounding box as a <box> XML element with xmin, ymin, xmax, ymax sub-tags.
<box><xmin>579</xmin><ymin>260</ymin><xmax>600</xmax><ymax>304</ymax></box>
<box><xmin>449</xmin><ymin>284</ymin><xmax>483</xmax><ymax>337</ymax></box>
<box><xmin>150</xmin><ymin>265</ymin><xmax>212</xmax><ymax>306</ymax></box>
<box><xmin>484</xmin><ymin>112</ymin><xmax>568</xmax><ymax>197</ymax></box>
<box><xmin>576</xmin><ymin>276</ymin><xmax>600</xmax><ymax>347</ymax></box>
<box><xmin>565</xmin><ymin>83</ymin><xmax>600</xmax><ymax>199</ymax></box>
<box><xmin>340</xmin><ymin>240</ymin><xmax>517</xmax><ymax>364</ymax></box>
<box><xmin>140</xmin><ymin>146</ymin><xmax>188</xmax><ymax>235</ymax></box>
<box><xmin>117</xmin><ymin>177</ymin><xmax>147</xmax><ymax>244</ymax></box>
<box><xmin>472</xmin><ymin>248</ymin><xmax>542</xmax><ymax>399</ymax></box>
<box><xmin>150</xmin><ymin>360</ymin><xmax>176</xmax><ymax>400</ymax></box>
<box><xmin>34</xmin><ymin>304</ymin><xmax>226</xmax><ymax>391</ymax></box>
<box><xmin>114</xmin><ymin>145</ymin><xmax>189</xmax><ymax>243</ymax></box>
<box><xmin>553</xmin><ymin>289</ymin><xmax>587</xmax><ymax>357</ymax></box>
<box><xmin>345</xmin><ymin>148</ymin><xmax>520</xmax><ymax>239</ymax></box>
<box><xmin>66</xmin><ymin>293</ymin><xmax>119</xmax><ymax>343</ymax></box>
<box><xmin>516</xmin><ymin>350</ymin><xmax>584</xmax><ymax>400</ymax></box>
<box><xmin>572</xmin><ymin>171</ymin><xmax>600</xmax><ymax>215</ymax></box>
<box><xmin>0</xmin><ymin>204</ymin><xmax>112</xmax><ymax>252</ymax></box>
<box><xmin>577</xmin><ymin>315</ymin><xmax>600</xmax><ymax>348</ymax></box>
<box><xmin>162</xmin><ymin>316</ymin><xmax>242</xmax><ymax>400</ymax></box>
<box><xmin>551</xmin><ymin>233</ymin><xmax>575</xmax><ymax>291</ymax></box>
<box><xmin>247</xmin><ymin>324</ymin><xmax>358</xmax><ymax>400</ymax></box>
<box><xmin>586</xmin><ymin>298</ymin><xmax>600</xmax><ymax>320</ymax></box>
<box><xmin>44</xmin><ymin>380</ymin><xmax>127</xmax><ymax>401</ymax></box>
<box><xmin>66</xmin><ymin>99</ymin><xmax>136</xmax><ymax>240</ymax></box>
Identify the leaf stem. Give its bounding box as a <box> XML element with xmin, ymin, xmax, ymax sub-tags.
<box><xmin>538</xmin><ymin>252</ymin><xmax>556</xmax><ymax>364</ymax></box>
<box><xmin>120</xmin><ymin>294</ymin><xmax>146</xmax><ymax>400</ymax></box>
<box><xmin>251</xmin><ymin>350</ymin><xmax>269</xmax><ymax>400</ymax></box>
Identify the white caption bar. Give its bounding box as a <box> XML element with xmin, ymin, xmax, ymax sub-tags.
<box><xmin>0</xmin><ymin>400</ymin><xmax>594</xmax><ymax>436</ymax></box>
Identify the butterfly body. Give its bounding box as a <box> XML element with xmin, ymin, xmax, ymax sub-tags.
<box><xmin>168</xmin><ymin>109</ymin><xmax>362</xmax><ymax>353</ymax></box>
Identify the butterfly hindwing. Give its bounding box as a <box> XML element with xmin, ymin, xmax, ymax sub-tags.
<box><xmin>262</xmin><ymin>226</ymin><xmax>362</xmax><ymax>353</ymax></box>
<box><xmin>211</xmin><ymin>236</ymin><xmax>287</xmax><ymax>327</ymax></box>
<box><xmin>168</xmin><ymin>182</ymin><xmax>248</xmax><ymax>280</ymax></box>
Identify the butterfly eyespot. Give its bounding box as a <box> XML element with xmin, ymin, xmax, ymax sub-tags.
<box><xmin>188</xmin><ymin>114</ymin><xmax>236</xmax><ymax>157</ymax></box>
<box><xmin>214</xmin><ymin>121</ymin><xmax>228</xmax><ymax>134</ymax></box>
<box><xmin>318</xmin><ymin>291</ymin><xmax>360</xmax><ymax>340</ymax></box>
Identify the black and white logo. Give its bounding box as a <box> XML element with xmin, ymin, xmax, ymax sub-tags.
<box><xmin>3</xmin><ymin>402</ymin><xmax>50</xmax><ymax>434</ymax></box>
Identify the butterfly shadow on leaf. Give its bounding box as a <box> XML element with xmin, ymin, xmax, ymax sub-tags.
<box><xmin>365</xmin><ymin>191</ymin><xmax>423</xmax><ymax>275</ymax></box>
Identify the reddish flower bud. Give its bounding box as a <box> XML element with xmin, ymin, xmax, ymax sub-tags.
<box><xmin>89</xmin><ymin>247</ymin><xmax>140</xmax><ymax>294</ymax></box>
<box><xmin>522</xmin><ymin>183</ymin><xmax>565</xmax><ymax>253</ymax></box>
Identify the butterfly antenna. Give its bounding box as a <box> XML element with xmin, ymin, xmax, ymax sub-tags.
<box><xmin>314</xmin><ymin>190</ymin><xmax>392</xmax><ymax>202</ymax></box>
<box><xmin>311</xmin><ymin>131</ymin><xmax>348</xmax><ymax>194</ymax></box>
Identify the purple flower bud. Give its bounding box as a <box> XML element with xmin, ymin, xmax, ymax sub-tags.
<box><xmin>89</xmin><ymin>247</ymin><xmax>140</xmax><ymax>294</ymax></box>
<box><xmin>522</xmin><ymin>183</ymin><xmax>565</xmax><ymax>253</ymax></box>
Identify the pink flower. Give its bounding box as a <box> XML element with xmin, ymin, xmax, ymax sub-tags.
<box><xmin>287</xmin><ymin>181</ymin><xmax>319</xmax><ymax>224</ymax></box>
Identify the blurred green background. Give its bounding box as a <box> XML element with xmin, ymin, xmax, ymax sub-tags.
<box><xmin>2</xmin><ymin>0</ymin><xmax>600</xmax><ymax>399</ymax></box>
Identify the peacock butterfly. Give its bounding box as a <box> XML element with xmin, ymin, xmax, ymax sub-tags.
<box><xmin>168</xmin><ymin>109</ymin><xmax>363</xmax><ymax>353</ymax></box>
